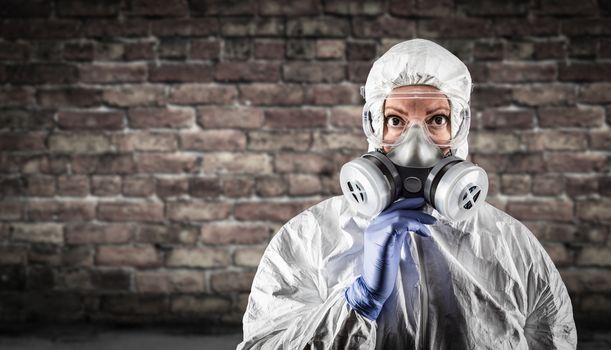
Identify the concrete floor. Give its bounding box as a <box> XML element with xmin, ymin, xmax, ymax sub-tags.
<box><xmin>0</xmin><ymin>326</ymin><xmax>609</xmax><ymax>349</ymax></box>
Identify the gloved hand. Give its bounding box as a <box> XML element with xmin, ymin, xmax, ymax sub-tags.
<box><xmin>344</xmin><ymin>197</ymin><xmax>437</xmax><ymax>320</ymax></box>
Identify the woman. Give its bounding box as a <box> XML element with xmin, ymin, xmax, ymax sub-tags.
<box><xmin>237</xmin><ymin>39</ymin><xmax>577</xmax><ymax>349</ymax></box>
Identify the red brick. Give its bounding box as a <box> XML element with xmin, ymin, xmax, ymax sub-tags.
<box><xmin>180</xmin><ymin>130</ymin><xmax>246</xmax><ymax>151</ymax></box>
<box><xmin>528</xmin><ymin>222</ymin><xmax>575</xmax><ymax>242</ymax></box>
<box><xmin>1</xmin><ymin>19</ymin><xmax>81</xmax><ymax>39</ymax></box>
<box><xmin>98</xmin><ymin>201</ymin><xmax>164</xmax><ymax>222</ymax></box>
<box><xmin>71</xmin><ymin>154</ymin><xmax>136</xmax><ymax>174</ymax></box>
<box><xmin>481</xmin><ymin>108</ymin><xmax>534</xmax><ymax>129</ymax></box>
<box><xmin>287</xmin><ymin>174</ymin><xmax>322</xmax><ymax>195</ymax></box>
<box><xmin>577</xmin><ymin>83</ymin><xmax>611</xmax><ymax>103</ymax></box>
<box><xmin>511</xmin><ymin>84</ymin><xmax>577</xmax><ymax>106</ymax></box>
<box><xmin>201</xmin><ymin>222</ymin><xmax>269</xmax><ymax>245</ymax></box>
<box><xmin>135</xmin><ymin>153</ymin><xmax>200</xmax><ymax>173</ymax></box>
<box><xmin>123</xmin><ymin>176</ymin><xmax>155</xmax><ymax>197</ymax></box>
<box><xmin>197</xmin><ymin>106</ymin><xmax>265</xmax><ymax>129</ymax></box>
<box><xmin>190</xmin><ymin>40</ymin><xmax>221</xmax><ymax>60</ymax></box>
<box><xmin>135</xmin><ymin>270</ymin><xmax>205</xmax><ymax>293</ymax></box>
<box><xmin>263</xmin><ymin>108</ymin><xmax>327</xmax><ymax>128</ymax></box>
<box><xmin>247</xmin><ymin>131</ymin><xmax>311</xmax><ymax>151</ymax></box>
<box><xmin>37</xmin><ymin>88</ymin><xmax>102</xmax><ymax>108</ymax></box>
<box><xmin>286</xmin><ymin>17</ymin><xmax>348</xmax><ymax>37</ymax></box>
<box><xmin>254</xmin><ymin>40</ymin><xmax>285</xmax><ymax>59</ymax></box>
<box><xmin>283</xmin><ymin>62</ymin><xmax>345</xmax><ymax>83</ymax></box>
<box><xmin>311</xmin><ymin>131</ymin><xmax>366</xmax><ymax>151</ymax></box>
<box><xmin>0</xmin><ymin>199</ymin><xmax>24</xmax><ymax>220</ymax></box>
<box><xmin>500</xmin><ymin>174</ymin><xmax>531</xmax><ymax>195</ymax></box>
<box><xmin>112</xmin><ymin>132</ymin><xmax>178</xmax><ymax>152</ymax></box>
<box><xmin>524</xmin><ymin>131</ymin><xmax>588</xmax><ymax>151</ymax></box>
<box><xmin>576</xmin><ymin>246</ymin><xmax>611</xmax><ymax>267</ymax></box>
<box><xmin>485</xmin><ymin>62</ymin><xmax>557</xmax><ymax>83</ymax></box>
<box><xmin>79</xmin><ymin>63</ymin><xmax>147</xmax><ymax>83</ymax></box>
<box><xmin>155</xmin><ymin>177</ymin><xmax>189</xmax><ymax>198</ymax></box>
<box><xmin>23</xmin><ymin>175</ymin><xmax>56</xmax><ymax>197</ymax></box>
<box><xmin>0</xmin><ymin>42</ymin><xmax>31</xmax><ymax>60</ymax></box>
<box><xmin>96</xmin><ymin>245</ymin><xmax>160</xmax><ymax>267</ymax></box>
<box><xmin>128</xmin><ymin>107</ymin><xmax>194</xmax><ymax>128</ymax></box>
<box><xmin>7</xmin><ymin>64</ymin><xmax>77</xmax><ymax>85</ymax></box>
<box><xmin>221</xmin><ymin>17</ymin><xmax>284</xmax><ymax>37</ymax></box>
<box><xmin>560</xmin><ymin>268</ymin><xmax>611</xmax><ymax>293</ymax></box>
<box><xmin>126</xmin><ymin>0</ymin><xmax>188</xmax><ymax>16</ymax></box>
<box><xmin>325</xmin><ymin>0</ymin><xmax>383</xmax><ymax>15</ymax></box>
<box><xmin>286</xmin><ymin>39</ymin><xmax>316</xmax><ymax>60</ymax></box>
<box><xmin>166</xmin><ymin>201</ymin><xmax>231</xmax><ymax>221</ymax></box>
<box><xmin>576</xmin><ymin>199</ymin><xmax>611</xmax><ymax>221</ymax></box>
<box><xmin>566</xmin><ymin>175</ymin><xmax>598</xmax><ymax>198</ymax></box>
<box><xmin>506</xmin><ymin>200</ymin><xmax>573</xmax><ymax>222</ymax></box>
<box><xmin>304</xmin><ymin>84</ymin><xmax>362</xmax><ymax>105</ymax></box>
<box><xmin>56</xmin><ymin>175</ymin><xmax>89</xmax><ymax>196</ymax></box>
<box><xmin>259</xmin><ymin>0</ymin><xmax>322</xmax><ymax>15</ymax></box>
<box><xmin>188</xmin><ymin>177</ymin><xmax>222</xmax><ymax>198</ymax></box>
<box><xmin>57</xmin><ymin>110</ymin><xmax>124</xmax><ymax>130</ymax></box>
<box><xmin>493</xmin><ymin>18</ymin><xmax>559</xmax><ymax>37</ymax></box>
<box><xmin>65</xmin><ymin>223</ymin><xmax>131</xmax><ymax>244</ymax></box>
<box><xmin>56</xmin><ymin>0</ymin><xmax>120</xmax><ymax>17</ymax></box>
<box><xmin>168</xmin><ymin>84</ymin><xmax>238</xmax><ymax>105</ymax></box>
<box><xmin>166</xmin><ymin>247</ymin><xmax>230</xmax><ymax>268</ymax></box>
<box><xmin>329</xmin><ymin>106</ymin><xmax>362</xmax><ymax>128</ymax></box>
<box><xmin>590</xmin><ymin>130</ymin><xmax>611</xmax><ymax>150</ymax></box>
<box><xmin>542</xmin><ymin>242</ymin><xmax>572</xmax><ymax>267</ymax></box>
<box><xmin>0</xmin><ymin>132</ymin><xmax>46</xmax><ymax>151</ymax></box>
<box><xmin>48</xmin><ymin>133</ymin><xmax>111</xmax><ymax>154</ymax></box>
<box><xmin>91</xmin><ymin>175</ymin><xmax>122</xmax><ymax>196</ymax></box>
<box><xmin>533</xmin><ymin>40</ymin><xmax>567</xmax><ymax>60</ymax></box>
<box><xmin>351</xmin><ymin>16</ymin><xmax>416</xmax><ymax>37</ymax></box>
<box><xmin>28</xmin><ymin>200</ymin><xmax>97</xmax><ymax>222</ymax></box>
<box><xmin>202</xmin><ymin>152</ymin><xmax>273</xmax><ymax>174</ymax></box>
<box><xmin>545</xmin><ymin>152</ymin><xmax>607</xmax><ymax>173</ymax></box>
<box><xmin>471</xmin><ymin>153</ymin><xmax>546</xmax><ymax>174</ymax></box>
<box><xmin>538</xmin><ymin>106</ymin><xmax>604</xmax><ymax>128</ymax></box>
<box><xmin>150</xmin><ymin>19</ymin><xmax>219</xmax><ymax>37</ymax></box>
<box><xmin>148</xmin><ymin>63</ymin><xmax>214</xmax><ymax>82</ymax></box>
<box><xmin>0</xmin><ymin>88</ymin><xmax>36</xmax><ymax>108</ymax></box>
<box><xmin>470</xmin><ymin>86</ymin><xmax>513</xmax><ymax>108</ymax></box>
<box><xmin>124</xmin><ymin>41</ymin><xmax>156</xmax><ymax>60</ymax></box>
<box><xmin>235</xmin><ymin>201</ymin><xmax>306</xmax><ymax>222</ymax></box>
<box><xmin>214</xmin><ymin>62</ymin><xmax>281</xmax><ymax>82</ymax></box>
<box><xmin>255</xmin><ymin>175</ymin><xmax>287</xmax><ymax>197</ymax></box>
<box><xmin>532</xmin><ymin>174</ymin><xmax>564</xmax><ymax>196</ymax></box>
<box><xmin>103</xmin><ymin>85</ymin><xmax>166</xmax><ymax>107</ymax></box>
<box><xmin>210</xmin><ymin>271</ymin><xmax>255</xmax><ymax>293</ymax></box>
<box><xmin>559</xmin><ymin>62</ymin><xmax>611</xmax><ymax>82</ymax></box>
<box><xmin>190</xmin><ymin>0</ymin><xmax>256</xmax><ymax>15</ymax></box>
<box><xmin>222</xmin><ymin>176</ymin><xmax>255</xmax><ymax>198</ymax></box>
<box><xmin>536</xmin><ymin>0</ymin><xmax>598</xmax><ymax>16</ymax></box>
<box><xmin>11</xmin><ymin>223</ymin><xmax>64</xmax><ymax>244</ymax></box>
<box><xmin>238</xmin><ymin>83</ymin><xmax>305</xmax><ymax>106</ymax></box>
<box><xmin>274</xmin><ymin>153</ymin><xmax>332</xmax><ymax>174</ymax></box>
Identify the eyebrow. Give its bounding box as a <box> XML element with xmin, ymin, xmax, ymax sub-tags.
<box><xmin>385</xmin><ymin>106</ymin><xmax>450</xmax><ymax>116</ymax></box>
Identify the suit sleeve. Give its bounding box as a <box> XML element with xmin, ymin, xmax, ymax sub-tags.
<box><xmin>522</xmin><ymin>233</ymin><xmax>577</xmax><ymax>349</ymax></box>
<box><xmin>236</xmin><ymin>212</ymin><xmax>376</xmax><ymax>350</ymax></box>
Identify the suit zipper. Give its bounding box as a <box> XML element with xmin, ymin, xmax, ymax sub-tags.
<box><xmin>415</xmin><ymin>234</ymin><xmax>429</xmax><ymax>349</ymax></box>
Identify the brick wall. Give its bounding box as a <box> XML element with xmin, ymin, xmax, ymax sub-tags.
<box><xmin>0</xmin><ymin>0</ymin><xmax>609</xmax><ymax>327</ymax></box>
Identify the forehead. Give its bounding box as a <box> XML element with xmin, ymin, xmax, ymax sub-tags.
<box><xmin>385</xmin><ymin>85</ymin><xmax>450</xmax><ymax>109</ymax></box>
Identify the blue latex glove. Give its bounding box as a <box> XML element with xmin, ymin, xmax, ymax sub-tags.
<box><xmin>344</xmin><ymin>197</ymin><xmax>437</xmax><ymax>320</ymax></box>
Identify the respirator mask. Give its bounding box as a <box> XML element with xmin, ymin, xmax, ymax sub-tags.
<box><xmin>340</xmin><ymin>90</ymin><xmax>489</xmax><ymax>221</ymax></box>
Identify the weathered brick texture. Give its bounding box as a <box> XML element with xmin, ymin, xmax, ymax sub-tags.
<box><xmin>0</xmin><ymin>0</ymin><xmax>609</xmax><ymax>328</ymax></box>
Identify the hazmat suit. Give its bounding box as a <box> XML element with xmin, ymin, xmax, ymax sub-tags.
<box><xmin>237</xmin><ymin>39</ymin><xmax>577</xmax><ymax>350</ymax></box>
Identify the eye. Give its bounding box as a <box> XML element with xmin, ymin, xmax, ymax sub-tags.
<box><xmin>428</xmin><ymin>114</ymin><xmax>449</xmax><ymax>127</ymax></box>
<box><xmin>385</xmin><ymin>115</ymin><xmax>406</xmax><ymax>129</ymax></box>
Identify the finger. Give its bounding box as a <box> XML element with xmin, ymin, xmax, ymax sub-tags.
<box><xmin>406</xmin><ymin>222</ymin><xmax>432</xmax><ymax>237</ymax></box>
<box><xmin>383</xmin><ymin>197</ymin><xmax>426</xmax><ymax>214</ymax></box>
<box><xmin>395</xmin><ymin>211</ymin><xmax>437</xmax><ymax>225</ymax></box>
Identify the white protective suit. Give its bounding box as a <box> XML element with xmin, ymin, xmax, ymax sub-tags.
<box><xmin>237</xmin><ymin>39</ymin><xmax>577</xmax><ymax>350</ymax></box>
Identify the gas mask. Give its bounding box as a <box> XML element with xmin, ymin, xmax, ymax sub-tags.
<box><xmin>340</xmin><ymin>89</ymin><xmax>489</xmax><ymax>221</ymax></box>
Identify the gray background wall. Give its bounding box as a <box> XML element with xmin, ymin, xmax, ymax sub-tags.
<box><xmin>0</xmin><ymin>0</ymin><xmax>609</xmax><ymax>330</ymax></box>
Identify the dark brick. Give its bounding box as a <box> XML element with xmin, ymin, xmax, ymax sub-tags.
<box><xmin>127</xmin><ymin>0</ymin><xmax>188</xmax><ymax>17</ymax></box>
<box><xmin>559</xmin><ymin>62</ymin><xmax>611</xmax><ymax>82</ymax></box>
<box><xmin>37</xmin><ymin>88</ymin><xmax>103</xmax><ymax>108</ymax></box>
<box><xmin>56</xmin><ymin>0</ymin><xmax>121</xmax><ymax>17</ymax></box>
<box><xmin>57</xmin><ymin>111</ymin><xmax>125</xmax><ymax>130</ymax></box>
<box><xmin>0</xmin><ymin>0</ymin><xmax>52</xmax><ymax>17</ymax></box>
<box><xmin>189</xmin><ymin>0</ymin><xmax>256</xmax><ymax>15</ymax></box>
<box><xmin>0</xmin><ymin>20</ymin><xmax>81</xmax><ymax>40</ymax></box>
<box><xmin>6</xmin><ymin>64</ymin><xmax>78</xmax><ymax>85</ymax></box>
<box><xmin>149</xmin><ymin>63</ymin><xmax>214</xmax><ymax>82</ymax></box>
<box><xmin>352</xmin><ymin>16</ymin><xmax>416</xmax><ymax>38</ymax></box>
